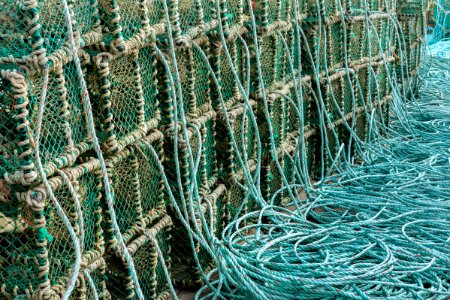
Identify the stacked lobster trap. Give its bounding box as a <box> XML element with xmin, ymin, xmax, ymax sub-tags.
<box><xmin>0</xmin><ymin>0</ymin><xmax>424</xmax><ymax>298</ymax></box>
<box><xmin>398</xmin><ymin>0</ymin><xmax>426</xmax><ymax>82</ymax></box>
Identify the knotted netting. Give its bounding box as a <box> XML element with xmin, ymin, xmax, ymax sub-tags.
<box><xmin>427</xmin><ymin>0</ymin><xmax>450</xmax><ymax>42</ymax></box>
<box><xmin>1</xmin><ymin>0</ymin><xmax>449</xmax><ymax>299</ymax></box>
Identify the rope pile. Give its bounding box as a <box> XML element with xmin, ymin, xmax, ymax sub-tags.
<box><xmin>1</xmin><ymin>0</ymin><xmax>449</xmax><ymax>299</ymax></box>
<box><xmin>203</xmin><ymin>57</ymin><xmax>450</xmax><ymax>299</ymax></box>
<box><xmin>427</xmin><ymin>0</ymin><xmax>450</xmax><ymax>43</ymax></box>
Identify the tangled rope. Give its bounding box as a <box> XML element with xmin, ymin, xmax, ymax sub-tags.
<box><xmin>33</xmin><ymin>0</ymin><xmax>450</xmax><ymax>298</ymax></box>
<box><xmin>192</xmin><ymin>52</ymin><xmax>450</xmax><ymax>300</ymax></box>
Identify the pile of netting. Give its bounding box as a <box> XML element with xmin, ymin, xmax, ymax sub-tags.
<box><xmin>197</xmin><ymin>57</ymin><xmax>450</xmax><ymax>299</ymax></box>
<box><xmin>427</xmin><ymin>0</ymin><xmax>450</xmax><ymax>43</ymax></box>
<box><xmin>427</xmin><ymin>0</ymin><xmax>450</xmax><ymax>58</ymax></box>
<box><xmin>1</xmin><ymin>0</ymin><xmax>449</xmax><ymax>299</ymax></box>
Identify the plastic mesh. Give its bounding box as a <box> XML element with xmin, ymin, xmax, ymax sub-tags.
<box><xmin>216</xmin><ymin>104</ymin><xmax>258</xmax><ymax>182</ymax></box>
<box><xmin>215</xmin><ymin>37</ymin><xmax>249</xmax><ymax>108</ymax></box>
<box><xmin>0</xmin><ymin>159</ymin><xmax>106</xmax><ymax>298</ymax></box>
<box><xmin>0</xmin><ymin>0</ymin><xmax>426</xmax><ymax>298</ymax></box>
<box><xmin>102</xmin><ymin>132</ymin><xmax>165</xmax><ymax>247</ymax></box>
<box><xmin>0</xmin><ymin>0</ymin><xmax>100</xmax><ymax>63</ymax></box>
<box><xmin>169</xmin><ymin>184</ymin><xmax>227</xmax><ymax>289</ymax></box>
<box><xmin>134</xmin><ymin>133</ymin><xmax>165</xmax><ymax>219</ymax></box>
<box><xmin>176</xmin><ymin>0</ymin><xmax>215</xmax><ymax>34</ymax></box>
<box><xmin>138</xmin><ymin>47</ymin><xmax>160</xmax><ymax>123</ymax></box>
<box><xmin>171</xmin><ymin>44</ymin><xmax>212</xmax><ymax>115</ymax></box>
<box><xmin>225</xmin><ymin>0</ymin><xmax>249</xmax><ymax>28</ymax></box>
<box><xmin>132</xmin><ymin>217</ymin><xmax>172</xmax><ymax>299</ymax></box>
<box><xmin>0</xmin><ymin>63</ymin><xmax>90</xmax><ymax>187</ymax></box>
<box><xmin>105</xmin><ymin>215</ymin><xmax>172</xmax><ymax>299</ymax></box>
<box><xmin>83</xmin><ymin>259</ymin><xmax>109</xmax><ymax>300</ymax></box>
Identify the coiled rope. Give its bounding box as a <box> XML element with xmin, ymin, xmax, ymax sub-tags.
<box><xmin>38</xmin><ymin>0</ymin><xmax>450</xmax><ymax>298</ymax></box>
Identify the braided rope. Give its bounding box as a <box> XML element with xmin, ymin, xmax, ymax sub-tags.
<box><xmin>58</xmin><ymin>0</ymin><xmax>145</xmax><ymax>298</ymax></box>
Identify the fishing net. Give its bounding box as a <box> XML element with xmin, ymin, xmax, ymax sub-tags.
<box><xmin>0</xmin><ymin>0</ymin><xmax>101</xmax><ymax>67</ymax></box>
<box><xmin>101</xmin><ymin>131</ymin><xmax>166</xmax><ymax>248</ymax></box>
<box><xmin>78</xmin><ymin>257</ymin><xmax>109</xmax><ymax>300</ymax></box>
<box><xmin>87</xmin><ymin>48</ymin><xmax>160</xmax><ymax>155</ymax></box>
<box><xmin>0</xmin><ymin>159</ymin><xmax>103</xmax><ymax>298</ymax></box>
<box><xmin>2</xmin><ymin>0</ymin><xmax>448</xmax><ymax>299</ymax></box>
<box><xmin>105</xmin><ymin>215</ymin><xmax>172</xmax><ymax>299</ymax></box>
<box><xmin>428</xmin><ymin>0</ymin><xmax>450</xmax><ymax>43</ymax></box>
<box><xmin>0</xmin><ymin>60</ymin><xmax>91</xmax><ymax>187</ymax></box>
<box><xmin>170</xmin><ymin>187</ymin><xmax>228</xmax><ymax>288</ymax></box>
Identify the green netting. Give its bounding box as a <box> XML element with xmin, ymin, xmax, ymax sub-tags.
<box><xmin>164</xmin><ymin>111</ymin><xmax>217</xmax><ymax>207</ymax></box>
<box><xmin>328</xmin><ymin>22</ymin><xmax>344</xmax><ymax>68</ymax></box>
<box><xmin>170</xmin><ymin>190</ymin><xmax>225</xmax><ymax>288</ymax></box>
<box><xmin>0</xmin><ymin>159</ymin><xmax>106</xmax><ymax>299</ymax></box>
<box><xmin>82</xmin><ymin>259</ymin><xmax>109</xmax><ymax>300</ymax></box>
<box><xmin>216</xmin><ymin>103</ymin><xmax>257</xmax><ymax>182</ymax></box>
<box><xmin>266</xmin><ymin>0</ymin><xmax>290</xmax><ymax>25</ymax></box>
<box><xmin>107</xmin><ymin>150</ymin><xmax>143</xmax><ymax>240</ymax></box>
<box><xmin>102</xmin><ymin>132</ymin><xmax>165</xmax><ymax>248</ymax></box>
<box><xmin>0</xmin><ymin>0</ymin><xmax>432</xmax><ymax>298</ymax></box>
<box><xmin>0</xmin><ymin>62</ymin><xmax>91</xmax><ymax>186</ymax></box>
<box><xmin>204</xmin><ymin>119</ymin><xmax>217</xmax><ymax>185</ymax></box>
<box><xmin>257</xmin><ymin>33</ymin><xmax>286</xmax><ymax>89</ymax></box>
<box><xmin>98</xmin><ymin>0</ymin><xmax>159</xmax><ymax>51</ymax></box>
<box><xmin>227</xmin><ymin>179</ymin><xmax>256</xmax><ymax>223</ymax></box>
<box><xmin>170</xmin><ymin>44</ymin><xmax>212</xmax><ymax>115</ymax></box>
<box><xmin>89</xmin><ymin>50</ymin><xmax>159</xmax><ymax>155</ymax></box>
<box><xmin>0</xmin><ymin>0</ymin><xmax>101</xmax><ymax>65</ymax></box>
<box><xmin>193</xmin><ymin>46</ymin><xmax>212</xmax><ymax>110</ymax></box>
<box><xmin>225</xmin><ymin>0</ymin><xmax>249</xmax><ymax>28</ymax></box>
<box><xmin>327</xmin><ymin>78</ymin><xmax>343</xmax><ymax>122</ymax></box>
<box><xmin>213</xmin><ymin>37</ymin><xmax>249</xmax><ymax>108</ymax></box>
<box><xmin>0</xmin><ymin>199</ymin><xmax>40</xmax><ymax>297</ymax></box>
<box><xmin>96</xmin><ymin>52</ymin><xmax>141</xmax><ymax>141</ymax></box>
<box><xmin>348</xmin><ymin>21</ymin><xmax>367</xmax><ymax>60</ymax></box>
<box><xmin>131</xmin><ymin>216</ymin><xmax>172</xmax><ymax>299</ymax></box>
<box><xmin>301</xmin><ymin>25</ymin><xmax>327</xmax><ymax>74</ymax></box>
<box><xmin>175</xmin><ymin>0</ymin><xmax>215</xmax><ymax>36</ymax></box>
<box><xmin>105</xmin><ymin>215</ymin><xmax>171</xmax><ymax>299</ymax></box>
<box><xmin>138</xmin><ymin>47</ymin><xmax>160</xmax><ymax>123</ymax></box>
<box><xmin>133</xmin><ymin>132</ymin><xmax>165</xmax><ymax>219</ymax></box>
<box><xmin>398</xmin><ymin>0</ymin><xmax>424</xmax><ymax>15</ymax></box>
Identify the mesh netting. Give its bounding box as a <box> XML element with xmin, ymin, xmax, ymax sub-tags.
<box><xmin>0</xmin><ymin>0</ymin><xmax>101</xmax><ymax>66</ymax></box>
<box><xmin>170</xmin><ymin>186</ymin><xmax>227</xmax><ymax>288</ymax></box>
<box><xmin>0</xmin><ymin>62</ymin><xmax>91</xmax><ymax>187</ymax></box>
<box><xmin>0</xmin><ymin>159</ymin><xmax>106</xmax><ymax>298</ymax></box>
<box><xmin>0</xmin><ymin>0</ymin><xmax>432</xmax><ymax>299</ymax></box>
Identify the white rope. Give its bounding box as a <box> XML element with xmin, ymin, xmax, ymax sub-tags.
<box><xmin>34</xmin><ymin>68</ymin><xmax>81</xmax><ymax>300</ymax></box>
<box><xmin>84</xmin><ymin>269</ymin><xmax>100</xmax><ymax>300</ymax></box>
<box><xmin>58</xmin><ymin>0</ymin><xmax>145</xmax><ymax>298</ymax></box>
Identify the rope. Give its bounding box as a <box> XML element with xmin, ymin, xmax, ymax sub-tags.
<box><xmin>34</xmin><ymin>68</ymin><xmax>81</xmax><ymax>300</ymax></box>
<box><xmin>3</xmin><ymin>0</ymin><xmax>449</xmax><ymax>299</ymax></box>
<box><xmin>58</xmin><ymin>0</ymin><xmax>144</xmax><ymax>298</ymax></box>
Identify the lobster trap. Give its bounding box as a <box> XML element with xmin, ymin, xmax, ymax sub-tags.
<box><xmin>0</xmin><ymin>59</ymin><xmax>91</xmax><ymax>187</ymax></box>
<box><xmin>169</xmin><ymin>0</ymin><xmax>216</xmax><ymax>43</ymax></box>
<box><xmin>105</xmin><ymin>214</ymin><xmax>172</xmax><ymax>299</ymax></box>
<box><xmin>0</xmin><ymin>158</ymin><xmax>104</xmax><ymax>299</ymax></box>
<box><xmin>102</xmin><ymin>130</ymin><xmax>166</xmax><ymax>249</ymax></box>
<box><xmin>166</xmin><ymin>42</ymin><xmax>213</xmax><ymax>117</ymax></box>
<box><xmin>170</xmin><ymin>184</ymin><xmax>228</xmax><ymax>288</ymax></box>
<box><xmin>211</xmin><ymin>35</ymin><xmax>250</xmax><ymax>110</ymax></box>
<box><xmin>97</xmin><ymin>0</ymin><xmax>165</xmax><ymax>52</ymax></box>
<box><xmin>0</xmin><ymin>0</ymin><xmax>422</xmax><ymax>297</ymax></box>
<box><xmin>88</xmin><ymin>48</ymin><xmax>160</xmax><ymax>155</ymax></box>
<box><xmin>71</xmin><ymin>257</ymin><xmax>110</xmax><ymax>300</ymax></box>
<box><xmin>215</xmin><ymin>100</ymin><xmax>258</xmax><ymax>184</ymax></box>
<box><xmin>0</xmin><ymin>0</ymin><xmax>101</xmax><ymax>68</ymax></box>
<box><xmin>163</xmin><ymin>109</ymin><xmax>218</xmax><ymax>204</ymax></box>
